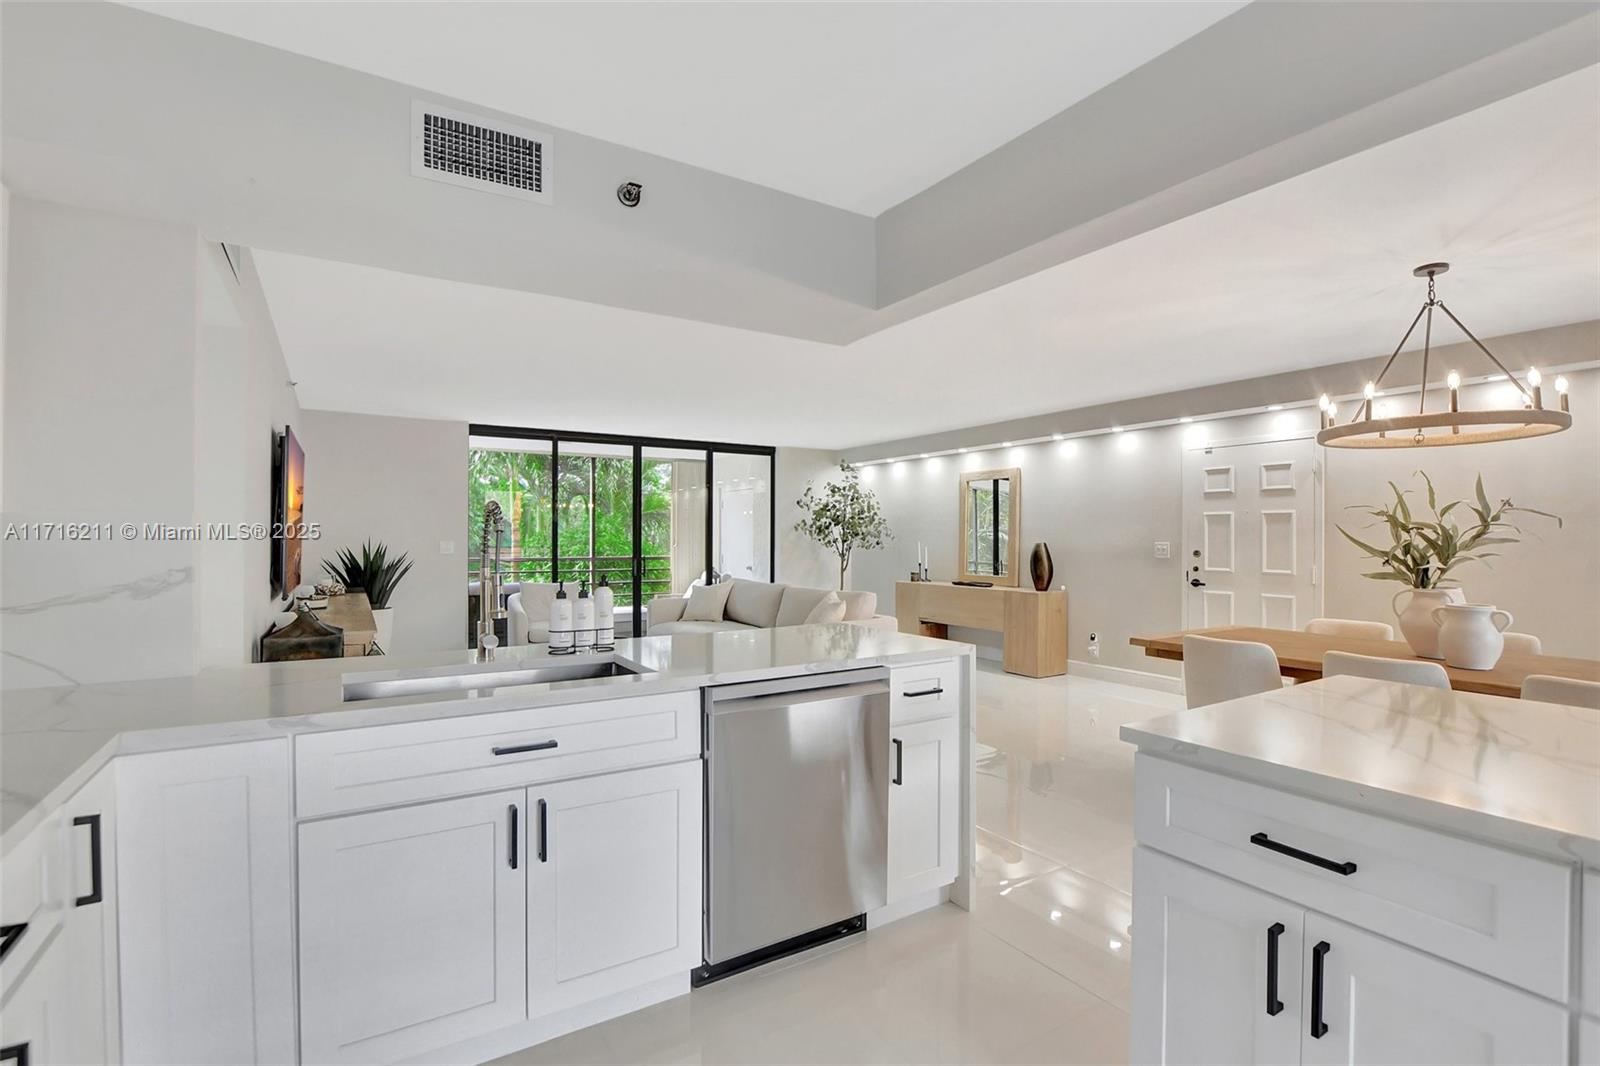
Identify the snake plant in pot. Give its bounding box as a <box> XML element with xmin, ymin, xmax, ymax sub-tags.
<box><xmin>322</xmin><ymin>540</ymin><xmax>414</xmax><ymax>653</ymax></box>
<box><xmin>1337</xmin><ymin>472</ymin><xmax>1558</xmax><ymax>658</ymax></box>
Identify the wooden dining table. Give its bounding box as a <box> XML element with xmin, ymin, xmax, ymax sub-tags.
<box><xmin>1130</xmin><ymin>625</ymin><xmax>1600</xmax><ymax>699</ymax></box>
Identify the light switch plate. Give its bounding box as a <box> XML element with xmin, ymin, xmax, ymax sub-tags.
<box><xmin>439</xmin><ymin>540</ymin><xmax>455</xmax><ymax>555</ymax></box>
<box><xmin>1154</xmin><ymin>542</ymin><xmax>1171</xmax><ymax>559</ymax></box>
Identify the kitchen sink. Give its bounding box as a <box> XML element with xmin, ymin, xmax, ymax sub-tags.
<box><xmin>342</xmin><ymin>659</ymin><xmax>643</xmax><ymax>702</ymax></box>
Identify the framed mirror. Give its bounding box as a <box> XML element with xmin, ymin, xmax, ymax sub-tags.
<box><xmin>957</xmin><ymin>468</ymin><xmax>1021</xmax><ymax>586</ymax></box>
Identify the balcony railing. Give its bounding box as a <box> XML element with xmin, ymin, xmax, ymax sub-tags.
<box><xmin>467</xmin><ymin>554</ymin><xmax>675</xmax><ymax>606</ymax></box>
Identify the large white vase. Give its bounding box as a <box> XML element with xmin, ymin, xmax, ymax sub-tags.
<box><xmin>1432</xmin><ymin>604</ymin><xmax>1513</xmax><ymax>670</ymax></box>
<box><xmin>1391</xmin><ymin>587</ymin><xmax>1465</xmax><ymax>659</ymax></box>
<box><xmin>372</xmin><ymin>607</ymin><xmax>395</xmax><ymax>654</ymax></box>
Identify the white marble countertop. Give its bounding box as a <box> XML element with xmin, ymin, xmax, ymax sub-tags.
<box><xmin>2</xmin><ymin>624</ymin><xmax>967</xmax><ymax>853</ymax></box>
<box><xmin>1121</xmin><ymin>675</ymin><xmax>1600</xmax><ymax>864</ymax></box>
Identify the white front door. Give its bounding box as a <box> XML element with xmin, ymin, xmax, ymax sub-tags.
<box><xmin>1182</xmin><ymin>437</ymin><xmax>1319</xmax><ymax>629</ymax></box>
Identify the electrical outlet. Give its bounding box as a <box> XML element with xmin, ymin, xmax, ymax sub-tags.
<box><xmin>1154</xmin><ymin>541</ymin><xmax>1171</xmax><ymax>559</ymax></box>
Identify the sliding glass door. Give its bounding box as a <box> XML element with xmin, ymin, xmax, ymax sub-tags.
<box><xmin>469</xmin><ymin>428</ymin><xmax>772</xmax><ymax>643</ymax></box>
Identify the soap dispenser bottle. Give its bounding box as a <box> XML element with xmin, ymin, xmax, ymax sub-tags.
<box><xmin>574</xmin><ymin>580</ymin><xmax>596</xmax><ymax>651</ymax></box>
<box><xmin>549</xmin><ymin>581</ymin><xmax>573</xmax><ymax>653</ymax></box>
<box><xmin>594</xmin><ymin>575</ymin><xmax>615</xmax><ymax>649</ymax></box>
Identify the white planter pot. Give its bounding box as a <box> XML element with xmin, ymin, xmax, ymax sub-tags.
<box><xmin>1432</xmin><ymin>603</ymin><xmax>1513</xmax><ymax>671</ymax></box>
<box><xmin>372</xmin><ymin>607</ymin><xmax>395</xmax><ymax>654</ymax></box>
<box><xmin>1391</xmin><ymin>587</ymin><xmax>1465</xmax><ymax>659</ymax></box>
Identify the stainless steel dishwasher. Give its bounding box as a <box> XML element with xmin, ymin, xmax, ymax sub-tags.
<box><xmin>696</xmin><ymin>668</ymin><xmax>890</xmax><ymax>984</ymax></box>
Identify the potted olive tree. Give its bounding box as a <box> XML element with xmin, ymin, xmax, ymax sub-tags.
<box><xmin>323</xmin><ymin>540</ymin><xmax>414</xmax><ymax>653</ymax></box>
<box><xmin>794</xmin><ymin>463</ymin><xmax>893</xmax><ymax>590</ymax></box>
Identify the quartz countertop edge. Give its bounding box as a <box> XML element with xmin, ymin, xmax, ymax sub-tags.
<box><xmin>3</xmin><ymin>624</ymin><xmax>970</xmax><ymax>854</ymax></box>
<box><xmin>1120</xmin><ymin>675</ymin><xmax>1600</xmax><ymax>866</ymax></box>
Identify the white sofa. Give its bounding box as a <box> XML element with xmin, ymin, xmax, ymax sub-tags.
<box><xmin>648</xmin><ymin>579</ymin><xmax>895</xmax><ymax>636</ymax></box>
<box><xmin>506</xmin><ymin>583</ymin><xmax>563</xmax><ymax>645</ymax></box>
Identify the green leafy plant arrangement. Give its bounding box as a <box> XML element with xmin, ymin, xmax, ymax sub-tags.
<box><xmin>1337</xmin><ymin>472</ymin><xmax>1559</xmax><ymax>589</ymax></box>
<box><xmin>323</xmin><ymin>540</ymin><xmax>415</xmax><ymax>609</ymax></box>
<box><xmin>794</xmin><ymin>463</ymin><xmax>893</xmax><ymax>589</ymax></box>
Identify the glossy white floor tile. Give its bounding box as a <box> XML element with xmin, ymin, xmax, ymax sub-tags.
<box><xmin>491</xmin><ymin>664</ymin><xmax>1174</xmax><ymax>1066</ymax></box>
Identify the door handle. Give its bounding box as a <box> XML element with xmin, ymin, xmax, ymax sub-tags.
<box><xmin>1310</xmin><ymin>940</ymin><xmax>1330</xmax><ymax>1038</ymax></box>
<box><xmin>508</xmin><ymin>804</ymin><xmax>519</xmax><ymax>870</ymax></box>
<box><xmin>537</xmin><ymin>798</ymin><xmax>548</xmax><ymax>863</ymax></box>
<box><xmin>1189</xmin><ymin>578</ymin><xmax>1207</xmax><ymax>587</ymax></box>
<box><xmin>1265</xmin><ymin>922</ymin><xmax>1285</xmax><ymax>1016</ymax></box>
<box><xmin>73</xmin><ymin>814</ymin><xmax>103</xmax><ymax>906</ymax></box>
<box><xmin>901</xmin><ymin>686</ymin><xmax>943</xmax><ymax>699</ymax></box>
<box><xmin>892</xmin><ymin>738</ymin><xmax>903</xmax><ymax>785</ymax></box>
<box><xmin>1251</xmin><ymin>832</ymin><xmax>1357</xmax><ymax>876</ymax></box>
<box><xmin>491</xmin><ymin>739</ymin><xmax>558</xmax><ymax>756</ymax></box>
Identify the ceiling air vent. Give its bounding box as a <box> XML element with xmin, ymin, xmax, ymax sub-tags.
<box><xmin>410</xmin><ymin>101</ymin><xmax>553</xmax><ymax>205</ymax></box>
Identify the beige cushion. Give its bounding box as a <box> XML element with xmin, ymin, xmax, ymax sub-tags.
<box><xmin>776</xmin><ymin>586</ymin><xmax>831</xmax><ymax>627</ymax></box>
<box><xmin>725</xmin><ymin>579</ymin><xmax>786</xmax><ymax>627</ymax></box>
<box><xmin>838</xmin><ymin>590</ymin><xmax>877</xmax><ymax>621</ymax></box>
<box><xmin>682</xmin><ymin>581</ymin><xmax>733</xmax><ymax>622</ymax></box>
<box><xmin>650</xmin><ymin>618</ymin><xmax>754</xmax><ymax>636</ymax></box>
<box><xmin>804</xmin><ymin>593</ymin><xmax>847</xmax><ymax>624</ymax></box>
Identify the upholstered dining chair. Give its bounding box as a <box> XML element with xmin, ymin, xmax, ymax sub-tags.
<box><xmin>1521</xmin><ymin>674</ymin><xmax>1600</xmax><ymax>709</ymax></box>
<box><xmin>1183</xmin><ymin>634</ymin><xmax>1282</xmax><ymax>709</ymax></box>
<box><xmin>1323</xmin><ymin>651</ymin><xmax>1450</xmax><ymax>690</ymax></box>
<box><xmin>1305</xmin><ymin>617</ymin><xmax>1395</xmax><ymax>641</ymax></box>
<box><xmin>1500</xmin><ymin>632</ymin><xmax>1542</xmax><ymax>656</ymax></box>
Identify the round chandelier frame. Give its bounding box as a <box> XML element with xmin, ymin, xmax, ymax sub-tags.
<box><xmin>1314</xmin><ymin>263</ymin><xmax>1573</xmax><ymax>449</ymax></box>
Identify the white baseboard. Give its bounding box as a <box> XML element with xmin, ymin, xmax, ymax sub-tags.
<box><xmin>1066</xmin><ymin>657</ymin><xmax>1184</xmax><ymax>695</ymax></box>
<box><xmin>867</xmin><ymin>884</ymin><xmax>950</xmax><ymax>929</ymax></box>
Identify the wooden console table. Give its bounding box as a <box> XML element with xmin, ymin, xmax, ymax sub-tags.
<box><xmin>321</xmin><ymin>591</ymin><xmax>378</xmax><ymax>657</ymax></box>
<box><xmin>895</xmin><ymin>581</ymin><xmax>1066</xmax><ymax>678</ymax></box>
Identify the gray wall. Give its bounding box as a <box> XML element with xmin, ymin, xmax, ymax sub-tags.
<box><xmin>297</xmin><ymin>410</ymin><xmax>467</xmax><ymax>655</ymax></box>
<box><xmin>849</xmin><ymin>332</ymin><xmax>1599</xmax><ymax>676</ymax></box>
<box><xmin>775</xmin><ymin>447</ymin><xmax>843</xmax><ymax>590</ymax></box>
<box><xmin>2</xmin><ymin>197</ymin><xmax>302</xmax><ymax>689</ymax></box>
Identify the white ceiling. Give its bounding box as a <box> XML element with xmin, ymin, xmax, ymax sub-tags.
<box><xmin>122</xmin><ymin>0</ymin><xmax>1242</xmax><ymax>216</ymax></box>
<box><xmin>260</xmin><ymin>66</ymin><xmax>1600</xmax><ymax>449</ymax></box>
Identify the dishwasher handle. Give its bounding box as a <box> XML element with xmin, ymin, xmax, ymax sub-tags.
<box><xmin>705</xmin><ymin>668</ymin><xmax>890</xmax><ymax>715</ymax></box>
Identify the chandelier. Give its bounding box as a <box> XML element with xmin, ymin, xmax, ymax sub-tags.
<box><xmin>1315</xmin><ymin>263</ymin><xmax>1573</xmax><ymax>448</ymax></box>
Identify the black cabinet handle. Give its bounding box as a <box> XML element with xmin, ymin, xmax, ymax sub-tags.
<box><xmin>1250</xmin><ymin>832</ymin><xmax>1356</xmax><ymax>876</ymax></box>
<box><xmin>73</xmin><ymin>813</ymin><xmax>103</xmax><ymax>906</ymax></box>
<box><xmin>508</xmin><ymin>804</ymin><xmax>519</xmax><ymax>870</ymax></box>
<box><xmin>1265</xmin><ymin>922</ymin><xmax>1285</xmax><ymax>1016</ymax></box>
<box><xmin>537</xmin><ymin>798</ymin><xmax>548</xmax><ymax>863</ymax></box>
<box><xmin>892</xmin><ymin>738</ymin><xmax>903</xmax><ymax>785</ymax></box>
<box><xmin>1</xmin><ymin>1042</ymin><xmax>29</xmax><ymax>1066</ymax></box>
<box><xmin>902</xmin><ymin>686</ymin><xmax>943</xmax><ymax>699</ymax></box>
<box><xmin>1310</xmin><ymin>940</ymin><xmax>1330</xmax><ymax>1038</ymax></box>
<box><xmin>0</xmin><ymin>924</ymin><xmax>25</xmax><ymax>963</ymax></box>
<box><xmin>492</xmin><ymin>739</ymin><xmax>558</xmax><ymax>756</ymax></box>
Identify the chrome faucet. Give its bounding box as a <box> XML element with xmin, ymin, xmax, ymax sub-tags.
<box><xmin>476</xmin><ymin>501</ymin><xmax>507</xmax><ymax>661</ymax></box>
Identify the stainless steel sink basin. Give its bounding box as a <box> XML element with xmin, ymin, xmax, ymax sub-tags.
<box><xmin>342</xmin><ymin>659</ymin><xmax>642</xmax><ymax>702</ymax></box>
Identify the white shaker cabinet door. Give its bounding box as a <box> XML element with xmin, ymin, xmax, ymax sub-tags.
<box><xmin>887</xmin><ymin>715</ymin><xmax>960</xmax><ymax>903</ymax></box>
<box><xmin>1300</xmin><ymin>912</ymin><xmax>1567</xmax><ymax>1066</ymax></box>
<box><xmin>1130</xmin><ymin>847</ymin><xmax>1304</xmax><ymax>1066</ymax></box>
<box><xmin>527</xmin><ymin>760</ymin><xmax>702</xmax><ymax>1017</ymax></box>
<box><xmin>298</xmin><ymin>790</ymin><xmax>528</xmax><ymax>1065</ymax></box>
<box><xmin>117</xmin><ymin>740</ymin><xmax>294</xmax><ymax>1066</ymax></box>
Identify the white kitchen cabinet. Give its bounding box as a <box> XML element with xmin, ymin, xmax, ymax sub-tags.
<box><xmin>1301</xmin><ymin>912</ymin><xmax>1567</xmax><ymax>1066</ymax></box>
<box><xmin>528</xmin><ymin>760</ymin><xmax>702</xmax><ymax>1017</ymax></box>
<box><xmin>887</xmin><ymin>714</ymin><xmax>959</xmax><ymax>902</ymax></box>
<box><xmin>298</xmin><ymin>789</ymin><xmax>528</xmax><ymax>1065</ymax></box>
<box><xmin>1130</xmin><ymin>847</ymin><xmax>1303</xmax><ymax>1066</ymax></box>
<box><xmin>116</xmin><ymin>739</ymin><xmax>294</xmax><ymax>1066</ymax></box>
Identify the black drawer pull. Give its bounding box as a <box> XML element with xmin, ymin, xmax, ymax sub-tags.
<box><xmin>1</xmin><ymin>1041</ymin><xmax>29</xmax><ymax>1066</ymax></box>
<box><xmin>73</xmin><ymin>813</ymin><xmax>104</xmax><ymax>906</ymax></box>
<box><xmin>537</xmin><ymin>798</ymin><xmax>548</xmax><ymax>863</ymax></box>
<box><xmin>491</xmin><ymin>739</ymin><xmax>558</xmax><ymax>756</ymax></box>
<box><xmin>1265</xmin><ymin>922</ymin><xmax>1285</xmax><ymax>1016</ymax></box>
<box><xmin>1250</xmin><ymin>832</ymin><xmax>1356</xmax><ymax>876</ymax></box>
<box><xmin>0</xmin><ymin>924</ymin><xmax>25</xmax><ymax>963</ymax></box>
<box><xmin>902</xmin><ymin>686</ymin><xmax>943</xmax><ymax>699</ymax></box>
<box><xmin>892</xmin><ymin>738</ymin><xmax>903</xmax><ymax>785</ymax></box>
<box><xmin>508</xmin><ymin>804</ymin><xmax>519</xmax><ymax>870</ymax></box>
<box><xmin>1310</xmin><ymin>940</ymin><xmax>1330</xmax><ymax>1038</ymax></box>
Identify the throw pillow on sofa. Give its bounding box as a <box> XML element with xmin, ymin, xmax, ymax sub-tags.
<box><xmin>775</xmin><ymin>585</ymin><xmax>831</xmax><ymax>627</ymax></box>
<box><xmin>837</xmin><ymin>590</ymin><xmax>878</xmax><ymax>621</ymax></box>
<box><xmin>804</xmin><ymin>593</ymin><xmax>847</xmax><ymax>624</ymax></box>
<box><xmin>725</xmin><ymin>579</ymin><xmax>786</xmax><ymax>627</ymax></box>
<box><xmin>682</xmin><ymin>581</ymin><xmax>734</xmax><ymax>621</ymax></box>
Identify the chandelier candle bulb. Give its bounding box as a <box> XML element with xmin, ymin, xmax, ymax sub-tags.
<box><xmin>1527</xmin><ymin>368</ymin><xmax>1543</xmax><ymax>409</ymax></box>
<box><xmin>1556</xmin><ymin>376</ymin><xmax>1570</xmax><ymax>413</ymax></box>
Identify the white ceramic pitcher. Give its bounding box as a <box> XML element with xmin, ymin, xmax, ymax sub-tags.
<box><xmin>1392</xmin><ymin>587</ymin><xmax>1465</xmax><ymax>658</ymax></box>
<box><xmin>1431</xmin><ymin>603</ymin><xmax>1513</xmax><ymax>671</ymax></box>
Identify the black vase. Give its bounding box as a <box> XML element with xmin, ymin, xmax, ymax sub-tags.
<box><xmin>1029</xmin><ymin>542</ymin><xmax>1054</xmax><ymax>592</ymax></box>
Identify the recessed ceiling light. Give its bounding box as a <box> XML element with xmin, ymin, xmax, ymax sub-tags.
<box><xmin>1179</xmin><ymin>416</ymin><xmax>1194</xmax><ymax>423</ymax></box>
<box><xmin>1001</xmin><ymin>441</ymin><xmax>1013</xmax><ymax>447</ymax></box>
<box><xmin>957</xmin><ymin>447</ymin><xmax>969</xmax><ymax>453</ymax></box>
<box><xmin>920</xmin><ymin>453</ymin><xmax>929</xmax><ymax>459</ymax></box>
<box><xmin>1267</xmin><ymin>404</ymin><xmax>1284</xmax><ymax>411</ymax></box>
<box><xmin>1111</xmin><ymin>426</ymin><xmax>1126</xmax><ymax>433</ymax></box>
<box><xmin>1052</xmin><ymin>432</ymin><xmax>1064</xmax><ymax>440</ymax></box>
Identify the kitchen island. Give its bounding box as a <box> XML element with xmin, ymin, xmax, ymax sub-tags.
<box><xmin>0</xmin><ymin>624</ymin><xmax>974</xmax><ymax>1066</ymax></box>
<box><xmin>1121</xmin><ymin>674</ymin><xmax>1600</xmax><ymax>1066</ymax></box>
